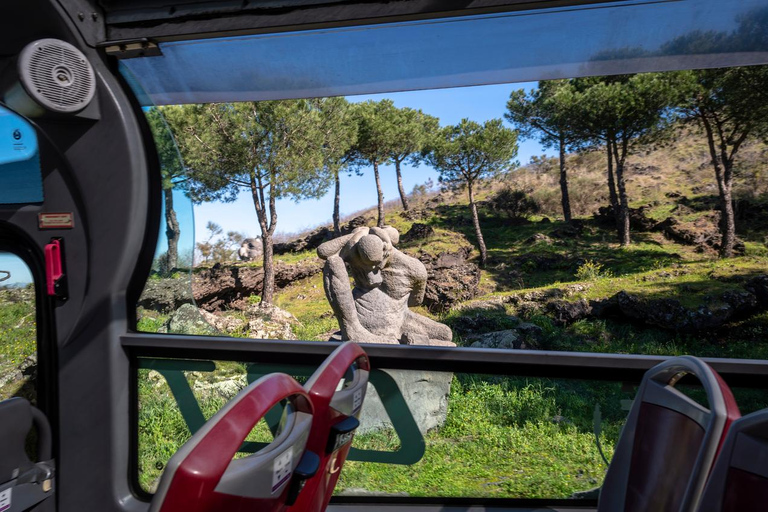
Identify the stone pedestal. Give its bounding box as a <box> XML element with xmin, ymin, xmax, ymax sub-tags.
<box><xmin>357</xmin><ymin>369</ymin><xmax>453</xmax><ymax>435</ymax></box>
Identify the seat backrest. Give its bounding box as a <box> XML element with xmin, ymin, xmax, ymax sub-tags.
<box><xmin>151</xmin><ymin>373</ymin><xmax>315</xmax><ymax>512</ymax></box>
<box><xmin>0</xmin><ymin>398</ymin><xmax>34</xmax><ymax>484</ymax></box>
<box><xmin>288</xmin><ymin>342</ymin><xmax>370</xmax><ymax>512</ymax></box>
<box><xmin>697</xmin><ymin>409</ymin><xmax>768</xmax><ymax>512</ymax></box>
<box><xmin>598</xmin><ymin>356</ymin><xmax>740</xmax><ymax>512</ymax></box>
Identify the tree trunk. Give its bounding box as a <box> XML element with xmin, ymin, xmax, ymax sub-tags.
<box><xmin>558</xmin><ymin>135</ymin><xmax>572</xmax><ymax>223</ymax></box>
<box><xmin>251</xmin><ymin>175</ymin><xmax>276</xmax><ymax>306</ymax></box>
<box><xmin>163</xmin><ymin>186</ymin><xmax>180</xmax><ymax>274</ymax></box>
<box><xmin>467</xmin><ymin>182</ymin><xmax>488</xmax><ymax>267</ymax></box>
<box><xmin>606</xmin><ymin>139</ymin><xmax>619</xmax><ymax>209</ymax></box>
<box><xmin>700</xmin><ymin>114</ymin><xmax>737</xmax><ymax>258</ymax></box>
<box><xmin>719</xmin><ymin>179</ymin><xmax>736</xmax><ymax>257</ymax></box>
<box><xmin>333</xmin><ymin>171</ymin><xmax>341</xmax><ymax>236</ymax></box>
<box><xmin>395</xmin><ymin>159</ymin><xmax>410</xmax><ymax>211</ymax></box>
<box><xmin>612</xmin><ymin>142</ymin><xmax>631</xmax><ymax>247</ymax></box>
<box><xmin>261</xmin><ymin>231</ymin><xmax>275</xmax><ymax>305</ymax></box>
<box><xmin>374</xmin><ymin>160</ymin><xmax>385</xmax><ymax>227</ymax></box>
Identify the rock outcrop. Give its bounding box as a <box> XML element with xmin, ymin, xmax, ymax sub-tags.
<box><xmin>502</xmin><ymin>275</ymin><xmax>768</xmax><ymax>332</ymax></box>
<box><xmin>138</xmin><ymin>278</ymin><xmax>193</xmax><ymax>313</ymax></box>
<box><xmin>162</xmin><ymin>303</ymin><xmax>298</xmax><ymax>339</ymax></box>
<box><xmin>468</xmin><ymin>324</ymin><xmax>543</xmax><ymax>350</ymax></box>
<box><xmin>419</xmin><ymin>246</ymin><xmax>481</xmax><ymax>311</ymax></box>
<box><xmin>193</xmin><ymin>260</ymin><xmax>321</xmax><ymax>311</ymax></box>
<box><xmin>401</xmin><ymin>223</ymin><xmax>435</xmax><ymax>242</ymax></box>
<box><xmin>273</xmin><ymin>215</ymin><xmax>369</xmax><ymax>255</ymax></box>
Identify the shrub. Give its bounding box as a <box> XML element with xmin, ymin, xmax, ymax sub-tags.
<box><xmin>489</xmin><ymin>188</ymin><xmax>540</xmax><ymax>219</ymax></box>
<box><xmin>575</xmin><ymin>260</ymin><xmax>613</xmax><ymax>281</ymax></box>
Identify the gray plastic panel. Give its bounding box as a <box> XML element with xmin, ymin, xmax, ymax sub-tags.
<box><xmin>214</xmin><ymin>411</ymin><xmax>311</xmax><ymax>498</ymax></box>
<box><xmin>597</xmin><ymin>356</ymin><xmax>728</xmax><ymax>512</ymax></box>
<box><xmin>0</xmin><ymin>399</ymin><xmax>34</xmax><ymax>484</ymax></box>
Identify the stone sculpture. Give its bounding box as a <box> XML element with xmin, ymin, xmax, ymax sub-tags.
<box><xmin>317</xmin><ymin>226</ymin><xmax>454</xmax><ymax>346</ymax></box>
<box><xmin>238</xmin><ymin>238</ymin><xmax>262</xmax><ymax>261</ymax></box>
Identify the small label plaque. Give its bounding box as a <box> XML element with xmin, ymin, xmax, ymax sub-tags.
<box><xmin>39</xmin><ymin>212</ymin><xmax>74</xmax><ymax>230</ymax></box>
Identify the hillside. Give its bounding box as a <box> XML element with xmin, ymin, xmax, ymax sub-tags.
<box><xmin>134</xmin><ymin>127</ymin><xmax>768</xmax><ymax>499</ymax></box>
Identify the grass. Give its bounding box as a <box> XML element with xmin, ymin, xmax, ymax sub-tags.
<box><xmin>136</xmin><ymin>364</ymin><xmax>629</xmax><ymax>499</ymax></box>
<box><xmin>0</xmin><ymin>287</ymin><xmax>36</xmax><ymax>402</ymax></box>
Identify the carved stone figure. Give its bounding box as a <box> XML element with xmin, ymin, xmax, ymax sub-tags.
<box><xmin>317</xmin><ymin>226</ymin><xmax>454</xmax><ymax>346</ymax></box>
<box><xmin>238</xmin><ymin>238</ymin><xmax>262</xmax><ymax>261</ymax></box>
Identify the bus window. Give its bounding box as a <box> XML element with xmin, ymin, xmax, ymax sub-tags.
<box><xmin>0</xmin><ymin>252</ymin><xmax>36</xmax><ymax>403</ymax></box>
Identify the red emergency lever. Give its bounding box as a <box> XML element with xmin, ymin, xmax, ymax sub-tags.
<box><xmin>44</xmin><ymin>239</ymin><xmax>66</xmax><ymax>298</ymax></box>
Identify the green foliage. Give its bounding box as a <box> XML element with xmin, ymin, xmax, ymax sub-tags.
<box><xmin>165</xmin><ymin>100</ymin><xmax>331</xmax><ymax>207</ymax></box>
<box><xmin>387</xmin><ymin>106</ymin><xmax>439</xmax><ymax>167</ymax></box>
<box><xmin>488</xmin><ymin>188</ymin><xmax>540</xmax><ymax>220</ymax></box>
<box><xmin>145</xmin><ymin>107</ymin><xmax>186</xmax><ymax>189</ymax></box>
<box><xmin>575</xmin><ymin>260</ymin><xmax>614</xmax><ymax>281</ymax></box>
<box><xmin>505</xmin><ymin>80</ymin><xmax>582</xmax><ymax>150</ymax></box>
<box><xmin>570</xmin><ymin>73</ymin><xmax>687</xmax><ymax>145</ymax></box>
<box><xmin>316</xmin><ymin>97</ymin><xmax>358</xmax><ymax>175</ymax></box>
<box><xmin>352</xmin><ymin>100</ymin><xmax>398</xmax><ymax>168</ymax></box>
<box><xmin>427</xmin><ymin>118</ymin><xmax>519</xmax><ymax>191</ymax></box>
<box><xmin>196</xmin><ymin>222</ymin><xmax>247</xmax><ymax>265</ymax></box>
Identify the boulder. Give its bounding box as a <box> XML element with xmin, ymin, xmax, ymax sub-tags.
<box><xmin>546</xmin><ymin>299</ymin><xmax>592</xmax><ymax>325</ymax></box>
<box><xmin>421</xmin><ymin>248</ymin><xmax>481</xmax><ymax>311</ymax></box>
<box><xmin>169</xmin><ymin>303</ymin><xmax>298</xmax><ymax>339</ymax></box>
<box><xmin>525</xmin><ymin>233</ymin><xmax>552</xmax><ymax>244</ymax></box>
<box><xmin>590</xmin><ymin>287</ymin><xmax>764</xmax><ymax>331</ymax></box>
<box><xmin>401</xmin><ymin>223</ymin><xmax>435</xmax><ymax>242</ymax></box>
<box><xmin>244</xmin><ymin>304</ymin><xmax>298</xmax><ymax>340</ymax></box>
<box><xmin>198</xmin><ymin>309</ymin><xmax>246</xmax><ymax>333</ymax></box>
<box><xmin>357</xmin><ymin>369</ymin><xmax>453</xmax><ymax>435</ymax></box>
<box><xmin>594</xmin><ymin>205</ymin><xmax>656</xmax><ymax>232</ymax></box>
<box><xmin>238</xmin><ymin>238</ymin><xmax>262</xmax><ymax>261</ymax></box>
<box><xmin>274</xmin><ymin>227</ymin><xmax>333</xmax><ymax>255</ymax></box>
<box><xmin>469</xmin><ymin>330</ymin><xmax>522</xmax><ymax>349</ymax></box>
<box><xmin>193</xmin><ymin>374</ymin><xmax>248</xmax><ymax>400</ymax></box>
<box><xmin>164</xmin><ymin>304</ymin><xmax>217</xmax><ymax>335</ymax></box>
<box><xmin>138</xmin><ymin>278</ymin><xmax>192</xmax><ymax>313</ymax></box>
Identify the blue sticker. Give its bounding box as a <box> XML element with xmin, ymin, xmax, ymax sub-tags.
<box><xmin>0</xmin><ymin>106</ymin><xmax>43</xmax><ymax>204</ymax></box>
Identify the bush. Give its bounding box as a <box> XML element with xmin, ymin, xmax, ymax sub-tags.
<box><xmin>489</xmin><ymin>188</ymin><xmax>540</xmax><ymax>220</ymax></box>
<box><xmin>575</xmin><ymin>260</ymin><xmax>613</xmax><ymax>281</ymax></box>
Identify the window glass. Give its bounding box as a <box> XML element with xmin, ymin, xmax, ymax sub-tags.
<box><xmin>134</xmin><ymin>105</ymin><xmax>198</xmax><ymax>333</ymax></box>
<box><xmin>138</xmin><ymin>358</ymin><xmax>768</xmax><ymax>499</ymax></box>
<box><xmin>130</xmin><ymin>70</ymin><xmax>768</xmax><ymax>363</ymax></box>
<box><xmin>0</xmin><ymin>106</ymin><xmax>43</xmax><ymax>204</ymax></box>
<box><xmin>125</xmin><ymin>0</ymin><xmax>768</xmax><ymax>361</ymax></box>
<box><xmin>0</xmin><ymin>252</ymin><xmax>36</xmax><ymax>402</ymax></box>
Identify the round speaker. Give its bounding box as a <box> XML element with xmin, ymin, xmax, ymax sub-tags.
<box><xmin>16</xmin><ymin>39</ymin><xmax>95</xmax><ymax>114</ymax></box>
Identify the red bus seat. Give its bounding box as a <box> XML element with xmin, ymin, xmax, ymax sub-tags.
<box><xmin>288</xmin><ymin>342</ymin><xmax>370</xmax><ymax>512</ymax></box>
<box><xmin>150</xmin><ymin>373</ymin><xmax>318</xmax><ymax>512</ymax></box>
<box><xmin>598</xmin><ymin>356</ymin><xmax>740</xmax><ymax>512</ymax></box>
<box><xmin>697</xmin><ymin>408</ymin><xmax>768</xmax><ymax>512</ymax></box>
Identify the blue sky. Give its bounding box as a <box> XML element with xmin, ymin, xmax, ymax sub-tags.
<box><xmin>185</xmin><ymin>82</ymin><xmax>555</xmax><ymax>250</ymax></box>
<box><xmin>0</xmin><ymin>254</ymin><xmax>32</xmax><ymax>287</ymax></box>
